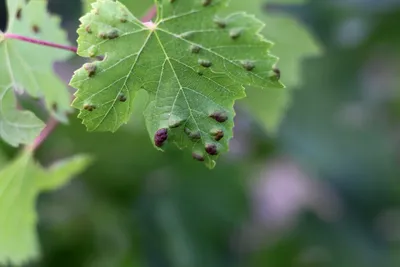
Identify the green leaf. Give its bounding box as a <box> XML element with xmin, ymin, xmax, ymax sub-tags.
<box><xmin>0</xmin><ymin>0</ymin><xmax>72</xmax><ymax>146</ymax></box>
<box><xmin>227</xmin><ymin>0</ymin><xmax>322</xmax><ymax>133</ymax></box>
<box><xmin>83</xmin><ymin>0</ymin><xmax>154</xmax><ymax>17</ymax></box>
<box><xmin>0</xmin><ymin>151</ymin><xmax>91</xmax><ymax>265</ymax></box>
<box><xmin>70</xmin><ymin>0</ymin><xmax>283</xmax><ymax>168</ymax></box>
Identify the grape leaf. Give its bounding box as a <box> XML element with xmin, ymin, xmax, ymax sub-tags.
<box><xmin>0</xmin><ymin>151</ymin><xmax>91</xmax><ymax>265</ymax></box>
<box><xmin>227</xmin><ymin>0</ymin><xmax>322</xmax><ymax>133</ymax></box>
<box><xmin>0</xmin><ymin>0</ymin><xmax>72</xmax><ymax>146</ymax></box>
<box><xmin>70</xmin><ymin>0</ymin><xmax>283</xmax><ymax>168</ymax></box>
<box><xmin>83</xmin><ymin>0</ymin><xmax>154</xmax><ymax>17</ymax></box>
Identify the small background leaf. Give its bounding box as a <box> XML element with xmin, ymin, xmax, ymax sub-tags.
<box><xmin>0</xmin><ymin>0</ymin><xmax>72</xmax><ymax>146</ymax></box>
<box><xmin>0</xmin><ymin>151</ymin><xmax>91</xmax><ymax>265</ymax></box>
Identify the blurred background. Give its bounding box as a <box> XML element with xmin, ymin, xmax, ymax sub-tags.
<box><xmin>1</xmin><ymin>0</ymin><xmax>400</xmax><ymax>266</ymax></box>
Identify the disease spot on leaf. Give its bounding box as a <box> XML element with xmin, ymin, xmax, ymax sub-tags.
<box><xmin>154</xmin><ymin>128</ymin><xmax>168</xmax><ymax>147</ymax></box>
<box><xmin>202</xmin><ymin>0</ymin><xmax>212</xmax><ymax>7</ymax></box>
<box><xmin>184</xmin><ymin>128</ymin><xmax>201</xmax><ymax>140</ymax></box>
<box><xmin>52</xmin><ymin>103</ymin><xmax>58</xmax><ymax>112</ymax></box>
<box><xmin>230</xmin><ymin>28</ymin><xmax>242</xmax><ymax>39</ymax></box>
<box><xmin>210</xmin><ymin>129</ymin><xmax>224</xmax><ymax>141</ymax></box>
<box><xmin>16</xmin><ymin>8</ymin><xmax>22</xmax><ymax>20</ymax></box>
<box><xmin>107</xmin><ymin>29</ymin><xmax>119</xmax><ymax>39</ymax></box>
<box><xmin>118</xmin><ymin>94</ymin><xmax>127</xmax><ymax>102</ymax></box>
<box><xmin>83</xmin><ymin>104</ymin><xmax>96</xmax><ymax>111</ymax></box>
<box><xmin>190</xmin><ymin>45</ymin><xmax>201</xmax><ymax>54</ymax></box>
<box><xmin>192</xmin><ymin>152</ymin><xmax>205</xmax><ymax>162</ymax></box>
<box><xmin>169</xmin><ymin>0</ymin><xmax>176</xmax><ymax>3</ymax></box>
<box><xmin>213</xmin><ymin>17</ymin><xmax>226</xmax><ymax>28</ymax></box>
<box><xmin>199</xmin><ymin>59</ymin><xmax>212</xmax><ymax>68</ymax></box>
<box><xmin>88</xmin><ymin>46</ymin><xmax>98</xmax><ymax>57</ymax></box>
<box><xmin>241</xmin><ymin>60</ymin><xmax>255</xmax><ymax>71</ymax></box>
<box><xmin>85</xmin><ymin>25</ymin><xmax>92</xmax><ymax>34</ymax></box>
<box><xmin>210</xmin><ymin>111</ymin><xmax>228</xmax><ymax>123</ymax></box>
<box><xmin>273</xmin><ymin>67</ymin><xmax>281</xmax><ymax>80</ymax></box>
<box><xmin>83</xmin><ymin>63</ymin><xmax>97</xmax><ymax>77</ymax></box>
<box><xmin>94</xmin><ymin>8</ymin><xmax>100</xmax><ymax>15</ymax></box>
<box><xmin>205</xmin><ymin>143</ymin><xmax>218</xmax><ymax>155</ymax></box>
<box><xmin>32</xmin><ymin>25</ymin><xmax>40</xmax><ymax>34</ymax></box>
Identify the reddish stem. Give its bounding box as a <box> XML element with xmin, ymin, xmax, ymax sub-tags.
<box><xmin>141</xmin><ymin>5</ymin><xmax>157</xmax><ymax>22</ymax></box>
<box><xmin>4</xmin><ymin>33</ymin><xmax>78</xmax><ymax>53</ymax></box>
<box><xmin>28</xmin><ymin>117</ymin><xmax>59</xmax><ymax>151</ymax></box>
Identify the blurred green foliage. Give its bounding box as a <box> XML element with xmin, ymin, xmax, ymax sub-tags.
<box><xmin>1</xmin><ymin>0</ymin><xmax>400</xmax><ymax>266</ymax></box>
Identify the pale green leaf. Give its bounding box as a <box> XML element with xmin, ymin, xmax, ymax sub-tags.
<box><xmin>0</xmin><ymin>151</ymin><xmax>91</xmax><ymax>265</ymax></box>
<box><xmin>227</xmin><ymin>0</ymin><xmax>322</xmax><ymax>133</ymax></box>
<box><xmin>83</xmin><ymin>0</ymin><xmax>154</xmax><ymax>17</ymax></box>
<box><xmin>70</xmin><ymin>0</ymin><xmax>283</xmax><ymax>168</ymax></box>
<box><xmin>0</xmin><ymin>0</ymin><xmax>72</xmax><ymax>146</ymax></box>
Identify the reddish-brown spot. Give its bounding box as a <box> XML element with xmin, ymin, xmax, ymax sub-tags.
<box><xmin>209</xmin><ymin>111</ymin><xmax>228</xmax><ymax>123</ymax></box>
<box><xmin>154</xmin><ymin>128</ymin><xmax>168</xmax><ymax>147</ymax></box>
<box><xmin>205</xmin><ymin>143</ymin><xmax>218</xmax><ymax>155</ymax></box>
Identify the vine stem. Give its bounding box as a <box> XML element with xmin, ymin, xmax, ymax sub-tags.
<box><xmin>25</xmin><ymin>5</ymin><xmax>157</xmax><ymax>151</ymax></box>
<box><xmin>4</xmin><ymin>33</ymin><xmax>78</xmax><ymax>53</ymax></box>
<box><xmin>27</xmin><ymin>117</ymin><xmax>59</xmax><ymax>151</ymax></box>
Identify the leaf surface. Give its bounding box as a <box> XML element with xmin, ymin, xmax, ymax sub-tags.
<box><xmin>83</xmin><ymin>0</ymin><xmax>154</xmax><ymax>17</ymax></box>
<box><xmin>0</xmin><ymin>0</ymin><xmax>72</xmax><ymax>146</ymax></box>
<box><xmin>228</xmin><ymin>0</ymin><xmax>322</xmax><ymax>133</ymax></box>
<box><xmin>71</xmin><ymin>0</ymin><xmax>283</xmax><ymax>168</ymax></box>
<box><xmin>0</xmin><ymin>151</ymin><xmax>91</xmax><ymax>265</ymax></box>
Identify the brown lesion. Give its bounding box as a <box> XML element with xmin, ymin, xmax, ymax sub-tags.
<box><xmin>16</xmin><ymin>8</ymin><xmax>22</xmax><ymax>20</ymax></box>
<box><xmin>32</xmin><ymin>25</ymin><xmax>40</xmax><ymax>34</ymax></box>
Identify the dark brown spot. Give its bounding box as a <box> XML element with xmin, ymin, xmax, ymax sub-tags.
<box><xmin>83</xmin><ymin>63</ymin><xmax>96</xmax><ymax>77</ymax></box>
<box><xmin>205</xmin><ymin>143</ymin><xmax>218</xmax><ymax>155</ymax></box>
<box><xmin>169</xmin><ymin>0</ymin><xmax>176</xmax><ymax>2</ymax></box>
<box><xmin>199</xmin><ymin>59</ymin><xmax>212</xmax><ymax>68</ymax></box>
<box><xmin>190</xmin><ymin>45</ymin><xmax>201</xmax><ymax>54</ymax></box>
<box><xmin>32</xmin><ymin>25</ymin><xmax>40</xmax><ymax>34</ymax></box>
<box><xmin>154</xmin><ymin>128</ymin><xmax>168</xmax><ymax>147</ymax></box>
<box><xmin>192</xmin><ymin>152</ymin><xmax>205</xmax><ymax>162</ymax></box>
<box><xmin>16</xmin><ymin>8</ymin><xmax>22</xmax><ymax>20</ymax></box>
<box><xmin>197</xmin><ymin>71</ymin><xmax>203</xmax><ymax>76</ymax></box>
<box><xmin>202</xmin><ymin>0</ymin><xmax>212</xmax><ymax>6</ymax></box>
<box><xmin>273</xmin><ymin>67</ymin><xmax>281</xmax><ymax>80</ymax></box>
<box><xmin>209</xmin><ymin>111</ymin><xmax>228</xmax><ymax>123</ymax></box>
<box><xmin>118</xmin><ymin>94</ymin><xmax>127</xmax><ymax>102</ymax></box>
<box><xmin>85</xmin><ymin>25</ymin><xmax>92</xmax><ymax>34</ymax></box>
<box><xmin>52</xmin><ymin>103</ymin><xmax>58</xmax><ymax>112</ymax></box>
<box><xmin>83</xmin><ymin>104</ymin><xmax>96</xmax><ymax>111</ymax></box>
<box><xmin>230</xmin><ymin>28</ymin><xmax>242</xmax><ymax>39</ymax></box>
<box><xmin>211</xmin><ymin>129</ymin><xmax>224</xmax><ymax>141</ymax></box>
<box><xmin>241</xmin><ymin>60</ymin><xmax>255</xmax><ymax>71</ymax></box>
